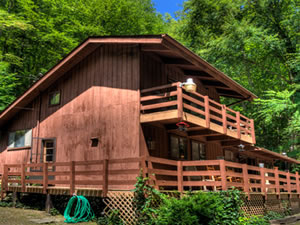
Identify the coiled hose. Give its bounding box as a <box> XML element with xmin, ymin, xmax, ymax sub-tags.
<box><xmin>64</xmin><ymin>195</ymin><xmax>95</xmax><ymax>223</ymax></box>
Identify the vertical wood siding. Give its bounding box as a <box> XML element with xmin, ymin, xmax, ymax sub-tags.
<box><xmin>0</xmin><ymin>45</ymin><xmax>140</xmax><ymax>190</ymax></box>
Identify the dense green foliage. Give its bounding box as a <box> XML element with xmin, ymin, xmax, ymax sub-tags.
<box><xmin>169</xmin><ymin>0</ymin><xmax>299</xmax><ymax>154</ymax></box>
<box><xmin>0</xmin><ymin>0</ymin><xmax>299</xmax><ymax>155</ymax></box>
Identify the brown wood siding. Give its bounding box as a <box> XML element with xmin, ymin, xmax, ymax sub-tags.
<box><xmin>0</xmin><ymin>44</ymin><xmax>140</xmax><ymax>189</ymax></box>
<box><xmin>140</xmin><ymin>52</ymin><xmax>220</xmax><ymax>102</ymax></box>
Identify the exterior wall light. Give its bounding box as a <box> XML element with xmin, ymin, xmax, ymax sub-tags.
<box><xmin>180</xmin><ymin>78</ymin><xmax>197</xmax><ymax>92</ymax></box>
<box><xmin>238</xmin><ymin>144</ymin><xmax>245</xmax><ymax>152</ymax></box>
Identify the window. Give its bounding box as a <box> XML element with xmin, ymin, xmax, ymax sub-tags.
<box><xmin>225</xmin><ymin>150</ymin><xmax>234</xmax><ymax>161</ymax></box>
<box><xmin>191</xmin><ymin>141</ymin><xmax>206</xmax><ymax>160</ymax></box>
<box><xmin>8</xmin><ymin>129</ymin><xmax>32</xmax><ymax>148</ymax></box>
<box><xmin>43</xmin><ymin>140</ymin><xmax>55</xmax><ymax>162</ymax></box>
<box><xmin>49</xmin><ymin>90</ymin><xmax>61</xmax><ymax>106</ymax></box>
<box><xmin>170</xmin><ymin>135</ymin><xmax>187</xmax><ymax>160</ymax></box>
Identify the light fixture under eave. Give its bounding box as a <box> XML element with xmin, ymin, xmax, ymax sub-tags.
<box><xmin>238</xmin><ymin>144</ymin><xmax>245</xmax><ymax>152</ymax></box>
<box><xmin>180</xmin><ymin>78</ymin><xmax>197</xmax><ymax>93</ymax></box>
<box><xmin>176</xmin><ymin>121</ymin><xmax>190</xmax><ymax>132</ymax></box>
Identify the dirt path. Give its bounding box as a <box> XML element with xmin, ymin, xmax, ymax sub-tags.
<box><xmin>0</xmin><ymin>207</ymin><xmax>96</xmax><ymax>225</ymax></box>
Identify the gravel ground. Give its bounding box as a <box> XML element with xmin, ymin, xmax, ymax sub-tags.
<box><xmin>0</xmin><ymin>207</ymin><xmax>96</xmax><ymax>225</ymax></box>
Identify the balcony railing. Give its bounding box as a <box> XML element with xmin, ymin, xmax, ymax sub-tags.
<box><xmin>1</xmin><ymin>157</ymin><xmax>299</xmax><ymax>197</ymax></box>
<box><xmin>143</xmin><ymin>156</ymin><xmax>300</xmax><ymax>194</ymax></box>
<box><xmin>140</xmin><ymin>82</ymin><xmax>255</xmax><ymax>144</ymax></box>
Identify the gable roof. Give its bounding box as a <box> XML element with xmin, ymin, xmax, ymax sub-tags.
<box><xmin>0</xmin><ymin>34</ymin><xmax>257</xmax><ymax>126</ymax></box>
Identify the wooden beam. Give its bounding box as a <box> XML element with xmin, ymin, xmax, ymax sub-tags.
<box><xmin>188</xmin><ymin>129</ymin><xmax>219</xmax><ymax>137</ymax></box>
<box><xmin>206</xmin><ymin>135</ymin><xmax>234</xmax><ymax>142</ymax></box>
<box><xmin>161</xmin><ymin>58</ymin><xmax>193</xmax><ymax>65</ymax></box>
<box><xmin>221</xmin><ymin>140</ymin><xmax>243</xmax><ymax>147</ymax></box>
<box><xmin>201</xmin><ymin>80</ymin><xmax>229</xmax><ymax>88</ymax></box>
<box><xmin>183</xmin><ymin>70</ymin><xmax>213</xmax><ymax>78</ymax></box>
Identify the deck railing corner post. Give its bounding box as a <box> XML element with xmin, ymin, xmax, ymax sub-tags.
<box><xmin>177</xmin><ymin>84</ymin><xmax>183</xmax><ymax>119</ymax></box>
<box><xmin>102</xmin><ymin>159</ymin><xmax>109</xmax><ymax>197</ymax></box>
<box><xmin>21</xmin><ymin>163</ymin><xmax>26</xmax><ymax>192</ymax></box>
<box><xmin>219</xmin><ymin>160</ymin><xmax>227</xmax><ymax>191</ymax></box>
<box><xmin>242</xmin><ymin>164</ymin><xmax>249</xmax><ymax>195</ymax></box>
<box><xmin>222</xmin><ymin>105</ymin><xmax>227</xmax><ymax>134</ymax></box>
<box><xmin>204</xmin><ymin>96</ymin><xmax>210</xmax><ymax>128</ymax></box>
<box><xmin>43</xmin><ymin>162</ymin><xmax>49</xmax><ymax>194</ymax></box>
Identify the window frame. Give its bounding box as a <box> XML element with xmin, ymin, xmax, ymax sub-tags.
<box><xmin>169</xmin><ymin>134</ymin><xmax>188</xmax><ymax>160</ymax></box>
<box><xmin>191</xmin><ymin>140</ymin><xmax>206</xmax><ymax>160</ymax></box>
<box><xmin>48</xmin><ymin>90</ymin><xmax>61</xmax><ymax>107</ymax></box>
<box><xmin>8</xmin><ymin>129</ymin><xmax>32</xmax><ymax>149</ymax></box>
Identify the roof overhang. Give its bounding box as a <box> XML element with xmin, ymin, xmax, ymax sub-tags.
<box><xmin>0</xmin><ymin>34</ymin><xmax>257</xmax><ymax>127</ymax></box>
<box><xmin>246</xmin><ymin>146</ymin><xmax>300</xmax><ymax>164</ymax></box>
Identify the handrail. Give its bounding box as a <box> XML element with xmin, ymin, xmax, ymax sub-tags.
<box><xmin>140</xmin><ymin>82</ymin><xmax>256</xmax><ymax>143</ymax></box>
<box><xmin>143</xmin><ymin>156</ymin><xmax>300</xmax><ymax>195</ymax></box>
<box><xmin>1</xmin><ymin>158</ymin><xmax>142</xmax><ymax>198</ymax></box>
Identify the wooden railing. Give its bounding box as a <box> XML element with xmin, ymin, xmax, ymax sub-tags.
<box><xmin>140</xmin><ymin>82</ymin><xmax>255</xmax><ymax>143</ymax></box>
<box><xmin>143</xmin><ymin>156</ymin><xmax>300</xmax><ymax>195</ymax></box>
<box><xmin>0</xmin><ymin>158</ymin><xmax>141</xmax><ymax>197</ymax></box>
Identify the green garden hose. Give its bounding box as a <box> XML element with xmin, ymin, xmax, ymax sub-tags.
<box><xmin>64</xmin><ymin>195</ymin><xmax>95</xmax><ymax>223</ymax></box>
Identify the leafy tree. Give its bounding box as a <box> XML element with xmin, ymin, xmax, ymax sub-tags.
<box><xmin>169</xmin><ymin>0</ymin><xmax>299</xmax><ymax>153</ymax></box>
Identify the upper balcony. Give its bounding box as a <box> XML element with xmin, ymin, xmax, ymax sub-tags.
<box><xmin>140</xmin><ymin>82</ymin><xmax>255</xmax><ymax>145</ymax></box>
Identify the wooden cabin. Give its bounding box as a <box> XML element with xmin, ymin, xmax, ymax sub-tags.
<box><xmin>0</xmin><ymin>34</ymin><xmax>299</xmax><ymax>198</ymax></box>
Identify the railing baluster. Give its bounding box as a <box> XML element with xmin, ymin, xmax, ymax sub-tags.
<box><xmin>274</xmin><ymin>167</ymin><xmax>280</xmax><ymax>194</ymax></box>
<box><xmin>177</xmin><ymin>84</ymin><xmax>183</xmax><ymax>119</ymax></box>
<box><xmin>287</xmin><ymin>171</ymin><xmax>291</xmax><ymax>193</ymax></box>
<box><xmin>204</xmin><ymin>96</ymin><xmax>210</xmax><ymax>128</ymax></box>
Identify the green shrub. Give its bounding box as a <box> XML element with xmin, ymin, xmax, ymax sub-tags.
<box><xmin>97</xmin><ymin>210</ymin><xmax>124</xmax><ymax>225</ymax></box>
<box><xmin>239</xmin><ymin>215</ymin><xmax>269</xmax><ymax>225</ymax></box>
<box><xmin>264</xmin><ymin>211</ymin><xmax>284</xmax><ymax>221</ymax></box>
<box><xmin>49</xmin><ymin>208</ymin><xmax>60</xmax><ymax>216</ymax></box>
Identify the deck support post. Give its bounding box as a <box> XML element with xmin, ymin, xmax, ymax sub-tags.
<box><xmin>219</xmin><ymin>160</ymin><xmax>227</xmax><ymax>191</ymax></box>
<box><xmin>12</xmin><ymin>192</ymin><xmax>18</xmax><ymax>208</ymax></box>
<box><xmin>43</xmin><ymin>163</ymin><xmax>48</xmax><ymax>194</ymax></box>
<box><xmin>177</xmin><ymin>161</ymin><xmax>183</xmax><ymax>193</ymax></box>
<box><xmin>260</xmin><ymin>167</ymin><xmax>266</xmax><ymax>195</ymax></box>
<box><xmin>45</xmin><ymin>194</ymin><xmax>53</xmax><ymax>214</ymax></box>
<box><xmin>1</xmin><ymin>165</ymin><xmax>8</xmax><ymax>200</ymax></box>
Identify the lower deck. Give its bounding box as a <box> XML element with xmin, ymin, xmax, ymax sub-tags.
<box><xmin>1</xmin><ymin>156</ymin><xmax>300</xmax><ymax>199</ymax></box>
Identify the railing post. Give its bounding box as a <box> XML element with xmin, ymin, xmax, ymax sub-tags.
<box><xmin>1</xmin><ymin>165</ymin><xmax>8</xmax><ymax>199</ymax></box>
<box><xmin>222</xmin><ymin>105</ymin><xmax>227</xmax><ymax>134</ymax></box>
<box><xmin>236</xmin><ymin>112</ymin><xmax>241</xmax><ymax>139</ymax></box>
<box><xmin>274</xmin><ymin>167</ymin><xmax>280</xmax><ymax>194</ymax></box>
<box><xmin>204</xmin><ymin>96</ymin><xmax>210</xmax><ymax>128</ymax></box>
<box><xmin>177</xmin><ymin>161</ymin><xmax>183</xmax><ymax>193</ymax></box>
<box><xmin>287</xmin><ymin>171</ymin><xmax>291</xmax><ymax>193</ymax></box>
<box><xmin>242</xmin><ymin>164</ymin><xmax>249</xmax><ymax>195</ymax></box>
<box><xmin>260</xmin><ymin>167</ymin><xmax>266</xmax><ymax>194</ymax></box>
<box><xmin>296</xmin><ymin>172</ymin><xmax>300</xmax><ymax>194</ymax></box>
<box><xmin>102</xmin><ymin>159</ymin><xmax>109</xmax><ymax>197</ymax></box>
<box><xmin>219</xmin><ymin>160</ymin><xmax>227</xmax><ymax>190</ymax></box>
<box><xmin>250</xmin><ymin>119</ymin><xmax>256</xmax><ymax>144</ymax></box>
<box><xmin>43</xmin><ymin>163</ymin><xmax>48</xmax><ymax>194</ymax></box>
<box><xmin>69</xmin><ymin>161</ymin><xmax>75</xmax><ymax>196</ymax></box>
<box><xmin>177</xmin><ymin>84</ymin><xmax>183</xmax><ymax>119</ymax></box>
<box><xmin>21</xmin><ymin>164</ymin><xmax>26</xmax><ymax>192</ymax></box>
